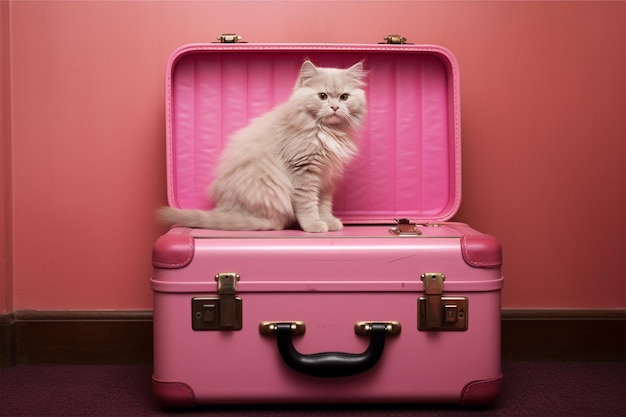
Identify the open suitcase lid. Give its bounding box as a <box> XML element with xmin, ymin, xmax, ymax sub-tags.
<box><xmin>165</xmin><ymin>42</ymin><xmax>461</xmax><ymax>224</ymax></box>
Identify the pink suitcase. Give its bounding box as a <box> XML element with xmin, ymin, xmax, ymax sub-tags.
<box><xmin>151</xmin><ymin>39</ymin><xmax>503</xmax><ymax>407</ymax></box>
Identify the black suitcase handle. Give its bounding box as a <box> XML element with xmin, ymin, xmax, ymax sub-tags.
<box><xmin>260</xmin><ymin>321</ymin><xmax>401</xmax><ymax>378</ymax></box>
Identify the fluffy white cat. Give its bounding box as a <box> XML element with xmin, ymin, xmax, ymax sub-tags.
<box><xmin>159</xmin><ymin>60</ymin><xmax>367</xmax><ymax>232</ymax></box>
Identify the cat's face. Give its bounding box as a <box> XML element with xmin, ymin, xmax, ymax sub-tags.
<box><xmin>294</xmin><ymin>61</ymin><xmax>367</xmax><ymax>129</ymax></box>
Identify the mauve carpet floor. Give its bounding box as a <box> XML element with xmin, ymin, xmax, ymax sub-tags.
<box><xmin>0</xmin><ymin>362</ymin><xmax>624</xmax><ymax>417</ymax></box>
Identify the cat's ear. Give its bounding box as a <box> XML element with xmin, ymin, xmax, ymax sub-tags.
<box><xmin>297</xmin><ymin>60</ymin><xmax>319</xmax><ymax>87</ymax></box>
<box><xmin>346</xmin><ymin>61</ymin><xmax>367</xmax><ymax>86</ymax></box>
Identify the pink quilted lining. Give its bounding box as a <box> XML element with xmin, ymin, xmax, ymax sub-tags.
<box><xmin>165</xmin><ymin>44</ymin><xmax>460</xmax><ymax>223</ymax></box>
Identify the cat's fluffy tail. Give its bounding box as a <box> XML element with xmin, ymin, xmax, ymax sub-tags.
<box><xmin>158</xmin><ymin>207</ymin><xmax>285</xmax><ymax>231</ymax></box>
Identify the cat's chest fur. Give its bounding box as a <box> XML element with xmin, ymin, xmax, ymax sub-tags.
<box><xmin>286</xmin><ymin>128</ymin><xmax>356</xmax><ymax>176</ymax></box>
<box><xmin>315</xmin><ymin>129</ymin><xmax>356</xmax><ymax>163</ymax></box>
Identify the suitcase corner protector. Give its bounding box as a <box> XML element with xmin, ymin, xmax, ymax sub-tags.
<box><xmin>152</xmin><ymin>376</ymin><xmax>197</xmax><ymax>408</ymax></box>
<box><xmin>458</xmin><ymin>374</ymin><xmax>503</xmax><ymax>406</ymax></box>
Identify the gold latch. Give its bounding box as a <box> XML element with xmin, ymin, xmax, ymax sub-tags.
<box><xmin>191</xmin><ymin>273</ymin><xmax>242</xmax><ymax>331</ymax></box>
<box><xmin>418</xmin><ymin>273</ymin><xmax>468</xmax><ymax>331</ymax></box>
<box><xmin>217</xmin><ymin>33</ymin><xmax>242</xmax><ymax>43</ymax></box>
<box><xmin>389</xmin><ymin>218</ymin><xmax>422</xmax><ymax>236</ymax></box>
<box><xmin>383</xmin><ymin>35</ymin><xmax>407</xmax><ymax>44</ymax></box>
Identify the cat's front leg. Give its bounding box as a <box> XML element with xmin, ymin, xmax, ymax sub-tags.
<box><xmin>296</xmin><ymin>213</ymin><xmax>328</xmax><ymax>233</ymax></box>
<box><xmin>318</xmin><ymin>192</ymin><xmax>343</xmax><ymax>231</ymax></box>
<box><xmin>293</xmin><ymin>186</ymin><xmax>328</xmax><ymax>233</ymax></box>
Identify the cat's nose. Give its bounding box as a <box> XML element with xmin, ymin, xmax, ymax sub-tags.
<box><xmin>331</xmin><ymin>106</ymin><xmax>339</xmax><ymax>112</ymax></box>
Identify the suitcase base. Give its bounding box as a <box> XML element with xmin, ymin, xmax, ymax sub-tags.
<box><xmin>151</xmin><ymin>224</ymin><xmax>503</xmax><ymax>408</ymax></box>
<box><xmin>152</xmin><ymin>375</ymin><xmax>503</xmax><ymax>407</ymax></box>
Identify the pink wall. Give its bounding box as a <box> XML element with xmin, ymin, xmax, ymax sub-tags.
<box><xmin>1</xmin><ymin>1</ymin><xmax>624</xmax><ymax>312</ymax></box>
<box><xmin>1</xmin><ymin>0</ymin><xmax>12</xmax><ymax>313</ymax></box>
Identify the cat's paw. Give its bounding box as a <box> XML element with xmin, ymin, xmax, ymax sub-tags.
<box><xmin>301</xmin><ymin>220</ymin><xmax>329</xmax><ymax>233</ymax></box>
<box><xmin>325</xmin><ymin>217</ymin><xmax>344</xmax><ymax>231</ymax></box>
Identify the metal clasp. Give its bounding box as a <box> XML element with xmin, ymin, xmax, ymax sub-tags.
<box><xmin>418</xmin><ymin>273</ymin><xmax>468</xmax><ymax>331</ymax></box>
<box><xmin>216</xmin><ymin>273</ymin><xmax>240</xmax><ymax>328</ymax></box>
<box><xmin>421</xmin><ymin>273</ymin><xmax>444</xmax><ymax>330</ymax></box>
<box><xmin>191</xmin><ymin>273</ymin><xmax>242</xmax><ymax>331</ymax></box>
<box><xmin>389</xmin><ymin>218</ymin><xmax>422</xmax><ymax>236</ymax></box>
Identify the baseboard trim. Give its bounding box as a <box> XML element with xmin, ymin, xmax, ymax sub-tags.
<box><xmin>501</xmin><ymin>309</ymin><xmax>625</xmax><ymax>361</ymax></box>
<box><xmin>0</xmin><ymin>310</ymin><xmax>153</xmax><ymax>367</ymax></box>
<box><xmin>1</xmin><ymin>309</ymin><xmax>624</xmax><ymax>367</ymax></box>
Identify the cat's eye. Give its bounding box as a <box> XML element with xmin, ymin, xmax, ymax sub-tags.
<box><xmin>340</xmin><ymin>93</ymin><xmax>350</xmax><ymax>101</ymax></box>
<box><xmin>318</xmin><ymin>92</ymin><xmax>328</xmax><ymax>100</ymax></box>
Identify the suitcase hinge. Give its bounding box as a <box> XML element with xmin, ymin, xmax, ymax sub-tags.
<box><xmin>418</xmin><ymin>273</ymin><xmax>468</xmax><ymax>331</ymax></box>
<box><xmin>191</xmin><ymin>273</ymin><xmax>242</xmax><ymax>331</ymax></box>
<box><xmin>217</xmin><ymin>33</ymin><xmax>242</xmax><ymax>43</ymax></box>
<box><xmin>383</xmin><ymin>34</ymin><xmax>407</xmax><ymax>44</ymax></box>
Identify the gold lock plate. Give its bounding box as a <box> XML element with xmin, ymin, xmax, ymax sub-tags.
<box><xmin>191</xmin><ymin>273</ymin><xmax>242</xmax><ymax>331</ymax></box>
<box><xmin>418</xmin><ymin>296</ymin><xmax>468</xmax><ymax>331</ymax></box>
<box><xmin>418</xmin><ymin>273</ymin><xmax>468</xmax><ymax>331</ymax></box>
